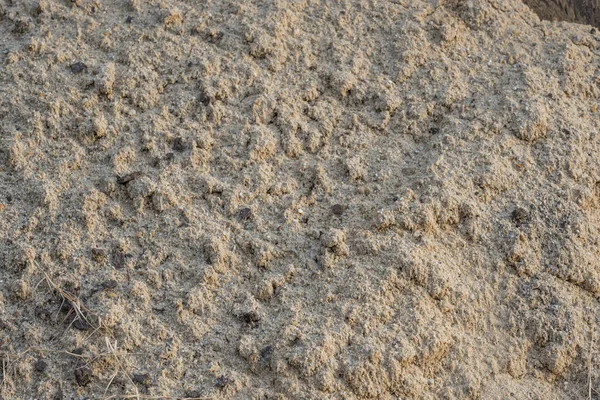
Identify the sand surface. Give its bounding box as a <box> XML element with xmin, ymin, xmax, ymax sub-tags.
<box><xmin>1</xmin><ymin>0</ymin><xmax>600</xmax><ymax>399</ymax></box>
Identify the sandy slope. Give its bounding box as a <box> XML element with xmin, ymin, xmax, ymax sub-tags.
<box><xmin>1</xmin><ymin>0</ymin><xmax>600</xmax><ymax>399</ymax></box>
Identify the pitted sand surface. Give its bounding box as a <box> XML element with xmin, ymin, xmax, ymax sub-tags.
<box><xmin>1</xmin><ymin>0</ymin><xmax>600</xmax><ymax>399</ymax></box>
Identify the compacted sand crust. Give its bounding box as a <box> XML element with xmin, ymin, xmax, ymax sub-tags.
<box><xmin>1</xmin><ymin>0</ymin><xmax>600</xmax><ymax>399</ymax></box>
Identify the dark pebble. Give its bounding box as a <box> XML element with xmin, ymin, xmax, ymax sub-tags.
<box><xmin>125</xmin><ymin>16</ymin><xmax>133</xmax><ymax>24</ymax></box>
<box><xmin>332</xmin><ymin>204</ymin><xmax>346</xmax><ymax>216</ymax></box>
<box><xmin>185</xmin><ymin>390</ymin><xmax>203</xmax><ymax>398</ymax></box>
<box><xmin>102</xmin><ymin>279</ymin><xmax>118</xmax><ymax>290</ymax></box>
<box><xmin>172</xmin><ymin>137</ymin><xmax>186</xmax><ymax>152</ymax></box>
<box><xmin>61</xmin><ymin>300</ymin><xmax>74</xmax><ymax>313</ymax></box>
<box><xmin>591</xmin><ymin>28</ymin><xmax>597</xmax><ymax>34</ymax></box>
<box><xmin>241</xmin><ymin>311</ymin><xmax>260</xmax><ymax>326</ymax></box>
<box><xmin>260</xmin><ymin>345</ymin><xmax>273</xmax><ymax>362</ymax></box>
<box><xmin>35</xmin><ymin>359</ymin><xmax>47</xmax><ymax>373</ymax></box>
<box><xmin>70</xmin><ymin>62</ymin><xmax>87</xmax><ymax>74</ymax></box>
<box><xmin>215</xmin><ymin>375</ymin><xmax>231</xmax><ymax>388</ymax></box>
<box><xmin>117</xmin><ymin>171</ymin><xmax>143</xmax><ymax>184</ymax></box>
<box><xmin>71</xmin><ymin>347</ymin><xmax>84</xmax><ymax>355</ymax></box>
<box><xmin>112</xmin><ymin>251</ymin><xmax>127</xmax><ymax>269</ymax></box>
<box><xmin>74</xmin><ymin>365</ymin><xmax>92</xmax><ymax>386</ymax></box>
<box><xmin>198</xmin><ymin>90</ymin><xmax>211</xmax><ymax>106</ymax></box>
<box><xmin>392</xmin><ymin>196</ymin><xmax>399</xmax><ymax>202</ymax></box>
<box><xmin>239</xmin><ymin>207</ymin><xmax>252</xmax><ymax>221</ymax></box>
<box><xmin>511</xmin><ymin>206</ymin><xmax>529</xmax><ymax>226</ymax></box>
<box><xmin>132</xmin><ymin>373</ymin><xmax>150</xmax><ymax>385</ymax></box>
<box><xmin>73</xmin><ymin>318</ymin><xmax>91</xmax><ymax>331</ymax></box>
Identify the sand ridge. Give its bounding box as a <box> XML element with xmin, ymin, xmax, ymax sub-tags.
<box><xmin>0</xmin><ymin>0</ymin><xmax>600</xmax><ymax>399</ymax></box>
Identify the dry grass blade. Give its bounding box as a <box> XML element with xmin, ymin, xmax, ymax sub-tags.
<box><xmin>40</xmin><ymin>271</ymin><xmax>96</xmax><ymax>331</ymax></box>
<box><xmin>0</xmin><ymin>348</ymin><xmax>36</xmax><ymax>395</ymax></box>
<box><xmin>103</xmin><ymin>337</ymin><xmax>140</xmax><ymax>399</ymax></box>
<box><xmin>1</xmin><ymin>357</ymin><xmax>6</xmax><ymax>393</ymax></box>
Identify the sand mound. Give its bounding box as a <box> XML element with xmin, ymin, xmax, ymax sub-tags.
<box><xmin>1</xmin><ymin>0</ymin><xmax>600</xmax><ymax>398</ymax></box>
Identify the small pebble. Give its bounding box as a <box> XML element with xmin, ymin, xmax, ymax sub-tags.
<box><xmin>215</xmin><ymin>375</ymin><xmax>231</xmax><ymax>388</ymax></box>
<box><xmin>172</xmin><ymin>137</ymin><xmax>186</xmax><ymax>152</ymax></box>
<box><xmin>511</xmin><ymin>206</ymin><xmax>529</xmax><ymax>226</ymax></box>
<box><xmin>70</xmin><ymin>62</ymin><xmax>87</xmax><ymax>74</ymax></box>
<box><xmin>102</xmin><ymin>279</ymin><xmax>118</xmax><ymax>290</ymax></box>
<box><xmin>332</xmin><ymin>204</ymin><xmax>346</xmax><ymax>216</ymax></box>
<box><xmin>35</xmin><ymin>359</ymin><xmax>47</xmax><ymax>373</ymax></box>
<box><xmin>112</xmin><ymin>251</ymin><xmax>127</xmax><ymax>269</ymax></box>
<box><xmin>74</xmin><ymin>365</ymin><xmax>92</xmax><ymax>386</ymax></box>
<box><xmin>73</xmin><ymin>318</ymin><xmax>91</xmax><ymax>331</ymax></box>
<box><xmin>185</xmin><ymin>390</ymin><xmax>203</xmax><ymax>398</ymax></box>
<box><xmin>239</xmin><ymin>207</ymin><xmax>252</xmax><ymax>221</ymax></box>
<box><xmin>132</xmin><ymin>373</ymin><xmax>150</xmax><ymax>385</ymax></box>
<box><xmin>241</xmin><ymin>311</ymin><xmax>260</xmax><ymax>327</ymax></box>
<box><xmin>260</xmin><ymin>345</ymin><xmax>273</xmax><ymax>362</ymax></box>
<box><xmin>71</xmin><ymin>347</ymin><xmax>84</xmax><ymax>355</ymax></box>
<box><xmin>125</xmin><ymin>16</ymin><xmax>133</xmax><ymax>24</ymax></box>
<box><xmin>198</xmin><ymin>90</ymin><xmax>211</xmax><ymax>106</ymax></box>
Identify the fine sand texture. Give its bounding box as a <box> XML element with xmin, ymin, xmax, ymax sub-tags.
<box><xmin>1</xmin><ymin>0</ymin><xmax>600</xmax><ymax>399</ymax></box>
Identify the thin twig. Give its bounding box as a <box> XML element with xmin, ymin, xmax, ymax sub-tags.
<box><xmin>104</xmin><ymin>337</ymin><xmax>139</xmax><ymax>400</ymax></box>
<box><xmin>1</xmin><ymin>357</ymin><xmax>6</xmax><ymax>393</ymax></box>
<box><xmin>37</xmin><ymin>269</ymin><xmax>98</xmax><ymax>338</ymax></box>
